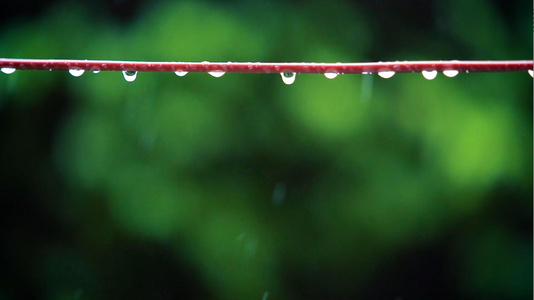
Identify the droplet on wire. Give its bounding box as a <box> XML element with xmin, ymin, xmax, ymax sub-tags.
<box><xmin>175</xmin><ymin>70</ymin><xmax>188</xmax><ymax>77</ymax></box>
<box><xmin>443</xmin><ymin>70</ymin><xmax>459</xmax><ymax>78</ymax></box>
<box><xmin>1</xmin><ymin>67</ymin><xmax>16</xmax><ymax>74</ymax></box>
<box><xmin>208</xmin><ymin>71</ymin><xmax>225</xmax><ymax>78</ymax></box>
<box><xmin>122</xmin><ymin>70</ymin><xmax>137</xmax><ymax>82</ymax></box>
<box><xmin>422</xmin><ymin>70</ymin><xmax>437</xmax><ymax>80</ymax></box>
<box><xmin>69</xmin><ymin>69</ymin><xmax>85</xmax><ymax>77</ymax></box>
<box><xmin>528</xmin><ymin>70</ymin><xmax>533</xmax><ymax>78</ymax></box>
<box><xmin>378</xmin><ymin>71</ymin><xmax>395</xmax><ymax>79</ymax></box>
<box><xmin>93</xmin><ymin>70</ymin><xmax>100</xmax><ymax>74</ymax></box>
<box><xmin>324</xmin><ymin>72</ymin><xmax>338</xmax><ymax>79</ymax></box>
<box><xmin>281</xmin><ymin>72</ymin><xmax>296</xmax><ymax>85</ymax></box>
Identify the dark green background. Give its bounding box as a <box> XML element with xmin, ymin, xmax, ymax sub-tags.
<box><xmin>0</xmin><ymin>0</ymin><xmax>532</xmax><ymax>299</ymax></box>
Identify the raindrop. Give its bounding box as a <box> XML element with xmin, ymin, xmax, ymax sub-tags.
<box><xmin>529</xmin><ymin>70</ymin><xmax>533</xmax><ymax>78</ymax></box>
<box><xmin>422</xmin><ymin>70</ymin><xmax>437</xmax><ymax>80</ymax></box>
<box><xmin>1</xmin><ymin>67</ymin><xmax>16</xmax><ymax>74</ymax></box>
<box><xmin>122</xmin><ymin>70</ymin><xmax>137</xmax><ymax>82</ymax></box>
<box><xmin>93</xmin><ymin>70</ymin><xmax>100</xmax><ymax>74</ymax></box>
<box><xmin>208</xmin><ymin>71</ymin><xmax>225</xmax><ymax>78</ymax></box>
<box><xmin>69</xmin><ymin>69</ymin><xmax>85</xmax><ymax>77</ymax></box>
<box><xmin>324</xmin><ymin>72</ymin><xmax>338</xmax><ymax>79</ymax></box>
<box><xmin>443</xmin><ymin>70</ymin><xmax>459</xmax><ymax>78</ymax></box>
<box><xmin>281</xmin><ymin>72</ymin><xmax>296</xmax><ymax>85</ymax></box>
<box><xmin>378</xmin><ymin>71</ymin><xmax>395</xmax><ymax>79</ymax></box>
<box><xmin>175</xmin><ymin>70</ymin><xmax>188</xmax><ymax>77</ymax></box>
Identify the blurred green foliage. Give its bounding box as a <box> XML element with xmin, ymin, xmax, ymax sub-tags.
<box><xmin>0</xmin><ymin>0</ymin><xmax>532</xmax><ymax>299</ymax></box>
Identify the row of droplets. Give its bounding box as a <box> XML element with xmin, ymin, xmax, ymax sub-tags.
<box><xmin>278</xmin><ymin>69</ymin><xmax>534</xmax><ymax>84</ymax></box>
<box><xmin>378</xmin><ymin>69</ymin><xmax>457</xmax><ymax>79</ymax></box>
<box><xmin>2</xmin><ymin>67</ymin><xmax>533</xmax><ymax>84</ymax></box>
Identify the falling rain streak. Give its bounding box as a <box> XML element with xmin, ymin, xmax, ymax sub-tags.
<box><xmin>422</xmin><ymin>70</ymin><xmax>437</xmax><ymax>80</ymax></box>
<box><xmin>360</xmin><ymin>73</ymin><xmax>373</xmax><ymax>102</ymax></box>
<box><xmin>122</xmin><ymin>70</ymin><xmax>137</xmax><ymax>82</ymax></box>
<box><xmin>1</xmin><ymin>67</ymin><xmax>16</xmax><ymax>74</ymax></box>
<box><xmin>272</xmin><ymin>182</ymin><xmax>286</xmax><ymax>206</ymax></box>
<box><xmin>69</xmin><ymin>69</ymin><xmax>85</xmax><ymax>77</ymax></box>
<box><xmin>281</xmin><ymin>72</ymin><xmax>296</xmax><ymax>85</ymax></box>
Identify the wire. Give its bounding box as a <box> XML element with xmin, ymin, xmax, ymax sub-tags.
<box><xmin>0</xmin><ymin>59</ymin><xmax>532</xmax><ymax>74</ymax></box>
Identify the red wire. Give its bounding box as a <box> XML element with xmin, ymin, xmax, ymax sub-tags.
<box><xmin>0</xmin><ymin>58</ymin><xmax>532</xmax><ymax>74</ymax></box>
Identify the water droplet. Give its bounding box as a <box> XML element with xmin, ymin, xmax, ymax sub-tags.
<box><xmin>443</xmin><ymin>70</ymin><xmax>459</xmax><ymax>78</ymax></box>
<box><xmin>422</xmin><ymin>70</ymin><xmax>437</xmax><ymax>80</ymax></box>
<box><xmin>122</xmin><ymin>70</ymin><xmax>137</xmax><ymax>82</ymax></box>
<box><xmin>93</xmin><ymin>70</ymin><xmax>100</xmax><ymax>74</ymax></box>
<box><xmin>324</xmin><ymin>72</ymin><xmax>338</xmax><ymax>79</ymax></box>
<box><xmin>362</xmin><ymin>71</ymin><xmax>372</xmax><ymax>75</ymax></box>
<box><xmin>529</xmin><ymin>70</ymin><xmax>533</xmax><ymax>78</ymax></box>
<box><xmin>208</xmin><ymin>71</ymin><xmax>225</xmax><ymax>77</ymax></box>
<box><xmin>378</xmin><ymin>71</ymin><xmax>395</xmax><ymax>79</ymax></box>
<box><xmin>281</xmin><ymin>72</ymin><xmax>296</xmax><ymax>85</ymax></box>
<box><xmin>175</xmin><ymin>70</ymin><xmax>188</xmax><ymax>77</ymax></box>
<box><xmin>1</xmin><ymin>67</ymin><xmax>16</xmax><ymax>74</ymax></box>
<box><xmin>68</xmin><ymin>69</ymin><xmax>85</xmax><ymax>77</ymax></box>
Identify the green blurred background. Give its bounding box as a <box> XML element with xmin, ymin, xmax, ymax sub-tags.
<box><xmin>0</xmin><ymin>0</ymin><xmax>532</xmax><ymax>299</ymax></box>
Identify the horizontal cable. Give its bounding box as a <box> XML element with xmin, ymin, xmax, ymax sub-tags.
<box><xmin>0</xmin><ymin>58</ymin><xmax>532</xmax><ymax>74</ymax></box>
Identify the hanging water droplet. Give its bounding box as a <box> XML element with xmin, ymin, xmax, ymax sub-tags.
<box><xmin>175</xmin><ymin>70</ymin><xmax>188</xmax><ymax>77</ymax></box>
<box><xmin>122</xmin><ymin>70</ymin><xmax>137</xmax><ymax>82</ymax></box>
<box><xmin>69</xmin><ymin>69</ymin><xmax>85</xmax><ymax>77</ymax></box>
<box><xmin>281</xmin><ymin>72</ymin><xmax>296</xmax><ymax>85</ymax></box>
<box><xmin>422</xmin><ymin>70</ymin><xmax>437</xmax><ymax>80</ymax></box>
<box><xmin>93</xmin><ymin>70</ymin><xmax>100</xmax><ymax>74</ymax></box>
<box><xmin>1</xmin><ymin>67</ymin><xmax>16</xmax><ymax>74</ymax></box>
<box><xmin>324</xmin><ymin>72</ymin><xmax>338</xmax><ymax>79</ymax></box>
<box><xmin>208</xmin><ymin>71</ymin><xmax>225</xmax><ymax>78</ymax></box>
<box><xmin>528</xmin><ymin>70</ymin><xmax>533</xmax><ymax>78</ymax></box>
<box><xmin>362</xmin><ymin>72</ymin><xmax>371</xmax><ymax>75</ymax></box>
<box><xmin>443</xmin><ymin>70</ymin><xmax>459</xmax><ymax>78</ymax></box>
<box><xmin>378</xmin><ymin>71</ymin><xmax>395</xmax><ymax>79</ymax></box>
